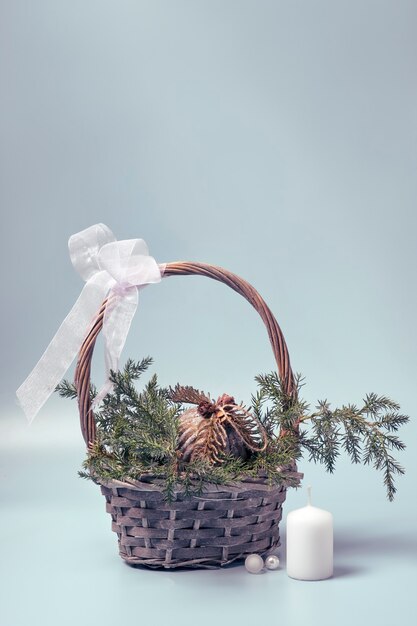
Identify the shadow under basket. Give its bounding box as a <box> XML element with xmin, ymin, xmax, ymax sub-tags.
<box><xmin>75</xmin><ymin>260</ymin><xmax>303</xmax><ymax>569</ymax></box>
<box><xmin>99</xmin><ymin>473</ymin><xmax>300</xmax><ymax>569</ymax></box>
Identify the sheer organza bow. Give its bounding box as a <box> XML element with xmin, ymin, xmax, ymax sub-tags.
<box><xmin>16</xmin><ymin>223</ymin><xmax>163</xmax><ymax>422</ymax></box>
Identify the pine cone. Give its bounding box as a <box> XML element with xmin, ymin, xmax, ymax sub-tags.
<box><xmin>177</xmin><ymin>406</ymin><xmax>249</xmax><ymax>463</ymax></box>
<box><xmin>217</xmin><ymin>394</ymin><xmax>235</xmax><ymax>406</ymax></box>
<box><xmin>197</xmin><ymin>400</ymin><xmax>217</xmax><ymax>418</ymax></box>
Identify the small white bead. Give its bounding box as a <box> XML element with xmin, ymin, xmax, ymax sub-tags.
<box><xmin>245</xmin><ymin>553</ymin><xmax>264</xmax><ymax>574</ymax></box>
<box><xmin>265</xmin><ymin>555</ymin><xmax>280</xmax><ymax>570</ymax></box>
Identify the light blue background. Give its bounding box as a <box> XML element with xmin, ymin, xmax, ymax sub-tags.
<box><xmin>1</xmin><ymin>2</ymin><xmax>416</xmax><ymax>625</ymax></box>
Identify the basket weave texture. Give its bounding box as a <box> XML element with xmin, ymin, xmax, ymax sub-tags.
<box><xmin>75</xmin><ymin>261</ymin><xmax>301</xmax><ymax>569</ymax></box>
<box><xmin>99</xmin><ymin>475</ymin><xmax>293</xmax><ymax>568</ymax></box>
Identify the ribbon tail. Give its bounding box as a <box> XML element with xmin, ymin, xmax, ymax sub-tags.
<box><xmin>16</xmin><ymin>271</ymin><xmax>114</xmax><ymax>423</ymax></box>
<box><xmin>92</xmin><ymin>286</ymin><xmax>139</xmax><ymax>407</ymax></box>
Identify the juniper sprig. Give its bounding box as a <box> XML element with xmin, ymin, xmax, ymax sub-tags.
<box><xmin>254</xmin><ymin>375</ymin><xmax>409</xmax><ymax>501</ymax></box>
<box><xmin>57</xmin><ymin>358</ymin><xmax>409</xmax><ymax>501</ymax></box>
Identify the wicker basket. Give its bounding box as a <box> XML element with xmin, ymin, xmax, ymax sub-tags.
<box><xmin>74</xmin><ymin>261</ymin><xmax>302</xmax><ymax>568</ymax></box>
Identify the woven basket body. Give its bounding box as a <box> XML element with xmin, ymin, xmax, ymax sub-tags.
<box><xmin>99</xmin><ymin>475</ymin><xmax>291</xmax><ymax>568</ymax></box>
<box><xmin>75</xmin><ymin>261</ymin><xmax>301</xmax><ymax>569</ymax></box>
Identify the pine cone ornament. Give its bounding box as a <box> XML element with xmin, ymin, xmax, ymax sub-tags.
<box><xmin>170</xmin><ymin>385</ymin><xmax>267</xmax><ymax>464</ymax></box>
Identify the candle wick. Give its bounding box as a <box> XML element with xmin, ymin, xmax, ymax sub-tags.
<box><xmin>307</xmin><ymin>485</ymin><xmax>312</xmax><ymax>506</ymax></box>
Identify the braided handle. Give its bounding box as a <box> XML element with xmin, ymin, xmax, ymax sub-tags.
<box><xmin>75</xmin><ymin>261</ymin><xmax>296</xmax><ymax>446</ymax></box>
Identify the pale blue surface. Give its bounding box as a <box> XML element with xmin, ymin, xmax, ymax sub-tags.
<box><xmin>1</xmin><ymin>411</ymin><xmax>416</xmax><ymax>626</ymax></box>
<box><xmin>1</xmin><ymin>1</ymin><xmax>416</xmax><ymax>625</ymax></box>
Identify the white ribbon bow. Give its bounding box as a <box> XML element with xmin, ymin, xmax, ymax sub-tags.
<box><xmin>16</xmin><ymin>223</ymin><xmax>163</xmax><ymax>422</ymax></box>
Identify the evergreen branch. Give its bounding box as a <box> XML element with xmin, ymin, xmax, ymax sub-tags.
<box><xmin>55</xmin><ymin>356</ymin><xmax>408</xmax><ymax>503</ymax></box>
<box><xmin>252</xmin><ymin>373</ymin><xmax>409</xmax><ymax>501</ymax></box>
<box><xmin>55</xmin><ymin>379</ymin><xmax>78</xmax><ymax>399</ymax></box>
<box><xmin>56</xmin><ymin>379</ymin><xmax>97</xmax><ymax>401</ymax></box>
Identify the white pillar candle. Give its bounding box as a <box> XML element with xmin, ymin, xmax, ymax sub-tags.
<box><xmin>286</xmin><ymin>486</ymin><xmax>333</xmax><ymax>581</ymax></box>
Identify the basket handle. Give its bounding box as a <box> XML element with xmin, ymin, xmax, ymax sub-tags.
<box><xmin>75</xmin><ymin>261</ymin><xmax>296</xmax><ymax>446</ymax></box>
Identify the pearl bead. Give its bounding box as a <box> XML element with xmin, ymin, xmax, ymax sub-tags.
<box><xmin>265</xmin><ymin>555</ymin><xmax>280</xmax><ymax>570</ymax></box>
<box><xmin>245</xmin><ymin>553</ymin><xmax>264</xmax><ymax>574</ymax></box>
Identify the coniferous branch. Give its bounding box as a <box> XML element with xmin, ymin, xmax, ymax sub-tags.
<box><xmin>56</xmin><ymin>379</ymin><xmax>98</xmax><ymax>401</ymax></box>
<box><xmin>56</xmin><ymin>358</ymin><xmax>409</xmax><ymax>502</ymax></box>
<box><xmin>55</xmin><ymin>379</ymin><xmax>78</xmax><ymax>399</ymax></box>
<box><xmin>253</xmin><ymin>373</ymin><xmax>409</xmax><ymax>501</ymax></box>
